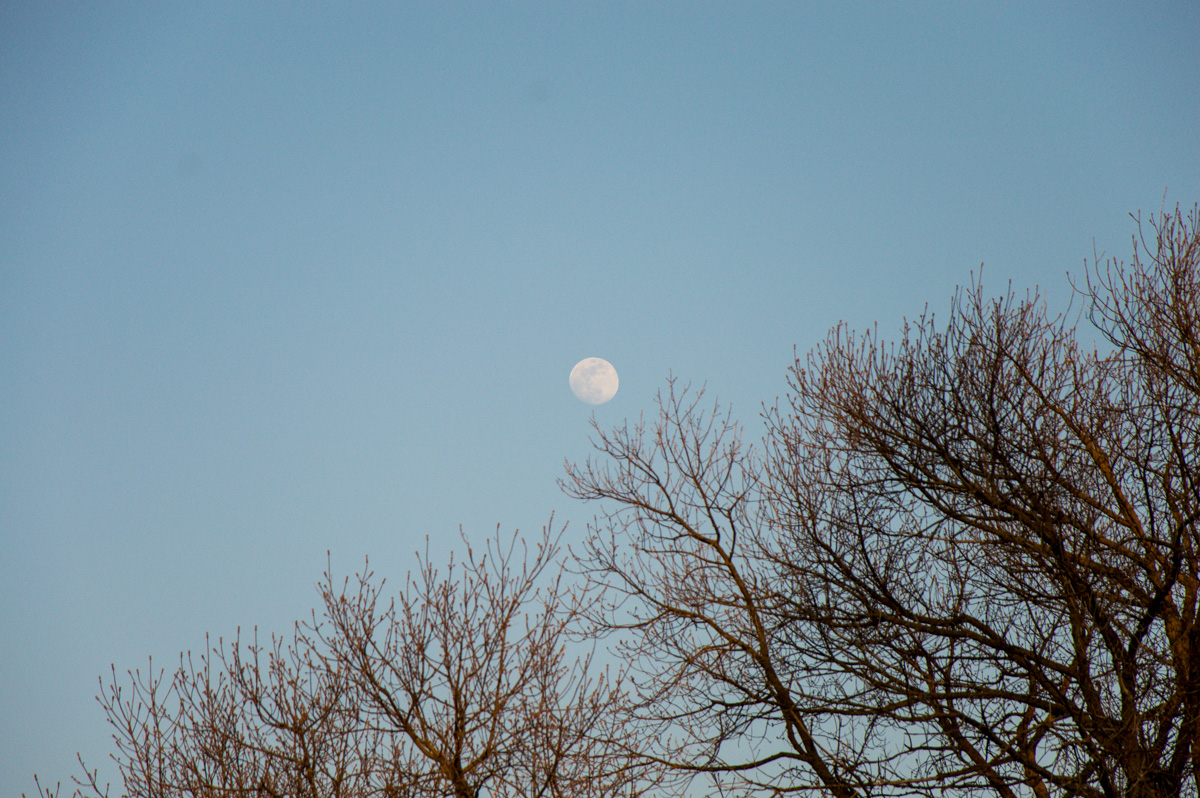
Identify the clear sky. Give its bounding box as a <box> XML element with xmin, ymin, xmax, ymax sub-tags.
<box><xmin>2</xmin><ymin>2</ymin><xmax>1197</xmax><ymax>792</ymax></box>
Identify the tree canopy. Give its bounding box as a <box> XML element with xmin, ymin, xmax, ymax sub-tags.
<box><xmin>39</xmin><ymin>207</ymin><xmax>1199</xmax><ymax>798</ymax></box>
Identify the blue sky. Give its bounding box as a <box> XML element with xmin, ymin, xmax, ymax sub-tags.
<box><xmin>2</xmin><ymin>2</ymin><xmax>1198</xmax><ymax>791</ymax></box>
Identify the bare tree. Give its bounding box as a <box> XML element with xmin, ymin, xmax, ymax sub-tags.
<box><xmin>316</xmin><ymin>526</ymin><xmax>655</xmax><ymax>798</ymax></box>
<box><xmin>38</xmin><ymin>207</ymin><xmax>1197</xmax><ymax>798</ymax></box>
<box><xmin>34</xmin><ymin>525</ymin><xmax>658</xmax><ymax>798</ymax></box>
<box><xmin>563</xmin><ymin>206</ymin><xmax>1199</xmax><ymax>798</ymax></box>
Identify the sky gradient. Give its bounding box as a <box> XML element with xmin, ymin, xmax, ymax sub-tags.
<box><xmin>2</xmin><ymin>3</ymin><xmax>1198</xmax><ymax>792</ymax></box>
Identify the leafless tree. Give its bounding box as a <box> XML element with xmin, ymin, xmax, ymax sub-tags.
<box><xmin>38</xmin><ymin>207</ymin><xmax>1197</xmax><ymax>798</ymax></box>
<box><xmin>34</xmin><ymin>525</ymin><xmax>659</xmax><ymax>798</ymax></box>
<box><xmin>563</xmin><ymin>206</ymin><xmax>1199</xmax><ymax>798</ymax></box>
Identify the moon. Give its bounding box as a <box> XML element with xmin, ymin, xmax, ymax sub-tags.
<box><xmin>569</xmin><ymin>358</ymin><xmax>619</xmax><ymax>405</ymax></box>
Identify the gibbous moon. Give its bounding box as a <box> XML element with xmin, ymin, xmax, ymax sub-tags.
<box><xmin>569</xmin><ymin>358</ymin><xmax>619</xmax><ymax>405</ymax></box>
